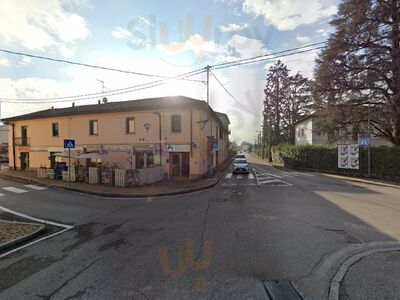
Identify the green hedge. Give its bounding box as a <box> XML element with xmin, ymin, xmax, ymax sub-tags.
<box><xmin>271</xmin><ymin>144</ymin><xmax>400</xmax><ymax>180</ymax></box>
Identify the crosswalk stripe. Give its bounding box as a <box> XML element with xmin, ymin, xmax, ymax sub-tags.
<box><xmin>236</xmin><ymin>174</ymin><xmax>243</xmax><ymax>179</ymax></box>
<box><xmin>225</xmin><ymin>173</ymin><xmax>232</xmax><ymax>179</ymax></box>
<box><xmin>24</xmin><ymin>184</ymin><xmax>48</xmax><ymax>191</ymax></box>
<box><xmin>248</xmin><ymin>174</ymin><xmax>254</xmax><ymax>179</ymax></box>
<box><xmin>2</xmin><ymin>187</ymin><xmax>28</xmax><ymax>194</ymax></box>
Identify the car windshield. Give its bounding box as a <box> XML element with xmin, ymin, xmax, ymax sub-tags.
<box><xmin>235</xmin><ymin>159</ymin><xmax>247</xmax><ymax>164</ymax></box>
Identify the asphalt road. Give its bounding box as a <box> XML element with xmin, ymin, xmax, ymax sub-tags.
<box><xmin>0</xmin><ymin>158</ymin><xmax>399</xmax><ymax>299</ymax></box>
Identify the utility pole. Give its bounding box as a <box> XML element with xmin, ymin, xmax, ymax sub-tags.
<box><xmin>367</xmin><ymin>102</ymin><xmax>371</xmax><ymax>177</ymax></box>
<box><xmin>206</xmin><ymin>65</ymin><xmax>210</xmax><ymax>105</ymax></box>
<box><xmin>261</xmin><ymin>127</ymin><xmax>265</xmax><ymax>159</ymax></box>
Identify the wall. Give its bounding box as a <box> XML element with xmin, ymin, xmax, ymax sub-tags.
<box><xmin>295</xmin><ymin>119</ymin><xmax>313</xmax><ymax>145</ymax></box>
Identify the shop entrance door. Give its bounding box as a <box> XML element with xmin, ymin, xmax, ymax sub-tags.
<box><xmin>171</xmin><ymin>153</ymin><xmax>180</xmax><ymax>176</ymax></box>
<box><xmin>20</xmin><ymin>152</ymin><xmax>29</xmax><ymax>170</ymax></box>
<box><xmin>170</xmin><ymin>152</ymin><xmax>190</xmax><ymax>177</ymax></box>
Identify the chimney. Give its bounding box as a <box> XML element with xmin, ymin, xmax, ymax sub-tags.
<box><xmin>98</xmin><ymin>99</ymin><xmax>101</xmax><ymax>104</ymax></box>
<box><xmin>72</xmin><ymin>102</ymin><xmax>75</xmax><ymax>107</ymax></box>
<box><xmin>51</xmin><ymin>106</ymin><xmax>54</xmax><ymax>109</ymax></box>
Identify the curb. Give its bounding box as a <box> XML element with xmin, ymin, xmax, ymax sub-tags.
<box><xmin>0</xmin><ymin>220</ymin><xmax>45</xmax><ymax>252</ymax></box>
<box><xmin>328</xmin><ymin>245</ymin><xmax>400</xmax><ymax>300</ymax></box>
<box><xmin>292</xmin><ymin>241</ymin><xmax>400</xmax><ymax>299</ymax></box>
<box><xmin>0</xmin><ymin>167</ymin><xmax>229</xmax><ymax>198</ymax></box>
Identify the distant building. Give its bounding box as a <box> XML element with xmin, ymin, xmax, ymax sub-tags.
<box><xmin>0</xmin><ymin>124</ymin><xmax>9</xmax><ymax>162</ymax></box>
<box><xmin>1</xmin><ymin>96</ymin><xmax>230</xmax><ymax>180</ymax></box>
<box><xmin>294</xmin><ymin>110</ymin><xmax>392</xmax><ymax>146</ymax></box>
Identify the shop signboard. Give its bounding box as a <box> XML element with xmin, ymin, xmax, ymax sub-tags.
<box><xmin>166</xmin><ymin>144</ymin><xmax>191</xmax><ymax>152</ymax></box>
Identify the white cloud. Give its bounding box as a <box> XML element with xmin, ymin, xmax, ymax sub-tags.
<box><xmin>21</xmin><ymin>57</ymin><xmax>32</xmax><ymax>64</ymax></box>
<box><xmin>220</xmin><ymin>23</ymin><xmax>249</xmax><ymax>32</ymax></box>
<box><xmin>0</xmin><ymin>57</ymin><xmax>9</xmax><ymax>66</ymax></box>
<box><xmin>112</xmin><ymin>27</ymin><xmax>132</xmax><ymax>39</ymax></box>
<box><xmin>228</xmin><ymin>34</ymin><xmax>268</xmax><ymax>58</ymax></box>
<box><xmin>242</xmin><ymin>0</ymin><xmax>338</xmax><ymax>31</ymax></box>
<box><xmin>0</xmin><ymin>0</ymin><xmax>90</xmax><ymax>57</ymax></box>
<box><xmin>130</xmin><ymin>16</ymin><xmax>155</xmax><ymax>28</ymax></box>
<box><xmin>296</xmin><ymin>34</ymin><xmax>312</xmax><ymax>44</ymax></box>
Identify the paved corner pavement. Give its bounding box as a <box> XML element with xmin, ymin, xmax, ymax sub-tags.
<box><xmin>340</xmin><ymin>250</ymin><xmax>400</xmax><ymax>299</ymax></box>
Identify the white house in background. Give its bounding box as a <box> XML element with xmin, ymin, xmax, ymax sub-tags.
<box><xmin>294</xmin><ymin>111</ymin><xmax>393</xmax><ymax>146</ymax></box>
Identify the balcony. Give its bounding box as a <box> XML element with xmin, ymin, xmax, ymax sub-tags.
<box><xmin>15</xmin><ymin>137</ymin><xmax>30</xmax><ymax>146</ymax></box>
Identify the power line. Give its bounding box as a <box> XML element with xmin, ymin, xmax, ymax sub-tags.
<box><xmin>212</xmin><ymin>45</ymin><xmax>326</xmax><ymax>70</ymax></box>
<box><xmin>211</xmin><ymin>41</ymin><xmax>327</xmax><ymax>69</ymax></box>
<box><xmin>210</xmin><ymin>71</ymin><xmax>261</xmax><ymax>117</ymax></box>
<box><xmin>0</xmin><ymin>48</ymin><xmax>205</xmax><ymax>83</ymax></box>
<box><xmin>0</xmin><ymin>68</ymin><xmax>206</xmax><ymax>103</ymax></box>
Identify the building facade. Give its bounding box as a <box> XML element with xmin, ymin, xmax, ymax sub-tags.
<box><xmin>294</xmin><ymin>111</ymin><xmax>392</xmax><ymax>147</ymax></box>
<box><xmin>2</xmin><ymin>96</ymin><xmax>230</xmax><ymax>180</ymax></box>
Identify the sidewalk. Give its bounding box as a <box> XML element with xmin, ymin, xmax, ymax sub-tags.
<box><xmin>338</xmin><ymin>249</ymin><xmax>400</xmax><ymax>299</ymax></box>
<box><xmin>0</xmin><ymin>165</ymin><xmax>229</xmax><ymax>198</ymax></box>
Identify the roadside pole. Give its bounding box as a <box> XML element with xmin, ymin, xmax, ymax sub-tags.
<box><xmin>68</xmin><ymin>147</ymin><xmax>71</xmax><ymax>186</ymax></box>
<box><xmin>367</xmin><ymin>102</ymin><xmax>371</xmax><ymax>178</ymax></box>
<box><xmin>64</xmin><ymin>139</ymin><xmax>75</xmax><ymax>186</ymax></box>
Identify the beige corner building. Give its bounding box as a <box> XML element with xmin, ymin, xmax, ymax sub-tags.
<box><xmin>2</xmin><ymin>96</ymin><xmax>230</xmax><ymax>180</ymax></box>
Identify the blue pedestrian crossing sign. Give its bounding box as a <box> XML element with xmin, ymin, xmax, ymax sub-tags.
<box><xmin>358</xmin><ymin>137</ymin><xmax>370</xmax><ymax>147</ymax></box>
<box><xmin>64</xmin><ymin>139</ymin><xmax>75</xmax><ymax>149</ymax></box>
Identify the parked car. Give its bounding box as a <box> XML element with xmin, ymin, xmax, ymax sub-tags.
<box><xmin>233</xmin><ymin>158</ymin><xmax>250</xmax><ymax>174</ymax></box>
<box><xmin>235</xmin><ymin>154</ymin><xmax>246</xmax><ymax>159</ymax></box>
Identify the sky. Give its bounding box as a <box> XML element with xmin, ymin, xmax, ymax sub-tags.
<box><xmin>0</xmin><ymin>0</ymin><xmax>340</xmax><ymax>143</ymax></box>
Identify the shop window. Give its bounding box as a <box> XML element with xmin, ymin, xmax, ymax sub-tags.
<box><xmin>89</xmin><ymin>120</ymin><xmax>98</xmax><ymax>135</ymax></box>
<box><xmin>171</xmin><ymin>115</ymin><xmax>181</xmax><ymax>132</ymax></box>
<box><xmin>52</xmin><ymin>123</ymin><xmax>59</xmax><ymax>137</ymax></box>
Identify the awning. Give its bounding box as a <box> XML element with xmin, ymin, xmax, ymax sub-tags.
<box><xmin>76</xmin><ymin>152</ymin><xmax>105</xmax><ymax>159</ymax></box>
<box><xmin>54</xmin><ymin>152</ymin><xmax>78</xmax><ymax>158</ymax></box>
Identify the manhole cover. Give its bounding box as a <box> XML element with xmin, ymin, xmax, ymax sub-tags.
<box><xmin>324</xmin><ymin>229</ymin><xmax>361</xmax><ymax>244</ymax></box>
<box><xmin>263</xmin><ymin>281</ymin><xmax>302</xmax><ymax>300</ymax></box>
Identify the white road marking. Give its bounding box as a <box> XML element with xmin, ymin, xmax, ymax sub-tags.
<box><xmin>24</xmin><ymin>184</ymin><xmax>48</xmax><ymax>191</ymax></box>
<box><xmin>2</xmin><ymin>186</ymin><xmax>28</xmax><ymax>194</ymax></box>
<box><xmin>236</xmin><ymin>174</ymin><xmax>243</xmax><ymax>179</ymax></box>
<box><xmin>248</xmin><ymin>174</ymin><xmax>255</xmax><ymax>179</ymax></box>
<box><xmin>225</xmin><ymin>173</ymin><xmax>232</xmax><ymax>179</ymax></box>
<box><xmin>258</xmin><ymin>179</ymin><xmax>280</xmax><ymax>184</ymax></box>
<box><xmin>259</xmin><ymin>172</ymin><xmax>284</xmax><ymax>179</ymax></box>
<box><xmin>0</xmin><ymin>204</ymin><xmax>74</xmax><ymax>259</ymax></box>
<box><xmin>0</xmin><ymin>193</ymin><xmax>4</xmax><ymax>197</ymax></box>
<box><xmin>280</xmin><ymin>171</ymin><xmax>295</xmax><ymax>177</ymax></box>
<box><xmin>291</xmin><ymin>171</ymin><xmax>315</xmax><ymax>177</ymax></box>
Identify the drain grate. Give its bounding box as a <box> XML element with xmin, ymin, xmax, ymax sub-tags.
<box><xmin>263</xmin><ymin>281</ymin><xmax>302</xmax><ymax>300</ymax></box>
<box><xmin>324</xmin><ymin>229</ymin><xmax>361</xmax><ymax>244</ymax></box>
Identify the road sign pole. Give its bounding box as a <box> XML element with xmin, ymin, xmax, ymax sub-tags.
<box><xmin>68</xmin><ymin>147</ymin><xmax>71</xmax><ymax>186</ymax></box>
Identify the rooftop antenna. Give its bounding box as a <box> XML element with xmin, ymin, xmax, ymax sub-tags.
<box><xmin>96</xmin><ymin>79</ymin><xmax>105</xmax><ymax>103</ymax></box>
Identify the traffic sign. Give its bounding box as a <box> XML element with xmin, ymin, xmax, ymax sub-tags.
<box><xmin>358</xmin><ymin>136</ymin><xmax>370</xmax><ymax>147</ymax></box>
<box><xmin>64</xmin><ymin>139</ymin><xmax>75</xmax><ymax>149</ymax></box>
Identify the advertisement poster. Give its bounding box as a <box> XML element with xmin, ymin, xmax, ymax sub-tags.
<box><xmin>348</xmin><ymin>144</ymin><xmax>360</xmax><ymax>169</ymax></box>
<box><xmin>338</xmin><ymin>144</ymin><xmax>359</xmax><ymax>170</ymax></box>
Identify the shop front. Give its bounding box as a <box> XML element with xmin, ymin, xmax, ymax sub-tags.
<box><xmin>167</xmin><ymin>144</ymin><xmax>190</xmax><ymax>177</ymax></box>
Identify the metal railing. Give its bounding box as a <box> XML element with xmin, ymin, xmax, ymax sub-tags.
<box><xmin>14</xmin><ymin>137</ymin><xmax>30</xmax><ymax>146</ymax></box>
